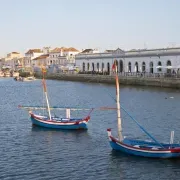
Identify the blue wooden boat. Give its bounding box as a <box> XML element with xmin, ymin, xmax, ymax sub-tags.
<box><xmin>107</xmin><ymin>61</ymin><xmax>180</xmax><ymax>158</ymax></box>
<box><xmin>19</xmin><ymin>67</ymin><xmax>92</xmax><ymax>130</ymax></box>
<box><xmin>29</xmin><ymin>112</ymin><xmax>90</xmax><ymax>130</ymax></box>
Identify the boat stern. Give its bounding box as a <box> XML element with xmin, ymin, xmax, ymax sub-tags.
<box><xmin>107</xmin><ymin>128</ymin><xmax>112</xmax><ymax>140</ymax></box>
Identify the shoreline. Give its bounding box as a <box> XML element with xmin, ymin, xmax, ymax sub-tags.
<box><xmin>33</xmin><ymin>73</ymin><xmax>180</xmax><ymax>89</ymax></box>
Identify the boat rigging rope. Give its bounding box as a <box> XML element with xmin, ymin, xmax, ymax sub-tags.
<box><xmin>98</xmin><ymin>82</ymin><xmax>164</xmax><ymax>148</ymax></box>
<box><xmin>86</xmin><ymin>108</ymin><xmax>94</xmax><ymax>117</ymax></box>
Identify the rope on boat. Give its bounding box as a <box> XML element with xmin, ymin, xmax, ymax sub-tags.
<box><xmin>120</xmin><ymin>105</ymin><xmax>164</xmax><ymax>148</ymax></box>
<box><xmin>98</xmin><ymin>83</ymin><xmax>165</xmax><ymax>148</ymax></box>
<box><xmin>87</xmin><ymin>108</ymin><xmax>94</xmax><ymax>116</ymax></box>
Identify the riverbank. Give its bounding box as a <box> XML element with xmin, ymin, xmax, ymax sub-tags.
<box><xmin>34</xmin><ymin>73</ymin><xmax>180</xmax><ymax>89</ymax></box>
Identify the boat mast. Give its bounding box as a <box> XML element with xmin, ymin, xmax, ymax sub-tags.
<box><xmin>114</xmin><ymin>60</ymin><xmax>123</xmax><ymax>141</ymax></box>
<box><xmin>42</xmin><ymin>67</ymin><xmax>52</xmax><ymax>120</ymax></box>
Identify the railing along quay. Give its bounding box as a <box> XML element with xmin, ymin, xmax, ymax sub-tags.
<box><xmin>78</xmin><ymin>71</ymin><xmax>180</xmax><ymax>79</ymax></box>
<box><xmin>33</xmin><ymin>71</ymin><xmax>180</xmax><ymax>89</ymax></box>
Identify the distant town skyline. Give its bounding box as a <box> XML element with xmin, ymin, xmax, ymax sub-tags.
<box><xmin>0</xmin><ymin>0</ymin><xmax>180</xmax><ymax>56</ymax></box>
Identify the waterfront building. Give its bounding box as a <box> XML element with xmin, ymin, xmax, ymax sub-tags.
<box><xmin>24</xmin><ymin>49</ymin><xmax>44</xmax><ymax>67</ymax></box>
<box><xmin>75</xmin><ymin>47</ymin><xmax>180</xmax><ymax>75</ymax></box>
<box><xmin>24</xmin><ymin>47</ymin><xmax>52</xmax><ymax>69</ymax></box>
<box><xmin>48</xmin><ymin>47</ymin><xmax>79</xmax><ymax>66</ymax></box>
<box><xmin>32</xmin><ymin>54</ymin><xmax>49</xmax><ymax>67</ymax></box>
<box><xmin>0</xmin><ymin>58</ymin><xmax>5</xmax><ymax>68</ymax></box>
<box><xmin>30</xmin><ymin>47</ymin><xmax>79</xmax><ymax>72</ymax></box>
<box><xmin>64</xmin><ymin>47</ymin><xmax>80</xmax><ymax>64</ymax></box>
<box><xmin>81</xmin><ymin>48</ymin><xmax>99</xmax><ymax>54</ymax></box>
<box><xmin>2</xmin><ymin>52</ymin><xmax>22</xmax><ymax>70</ymax></box>
<box><xmin>14</xmin><ymin>57</ymin><xmax>25</xmax><ymax>70</ymax></box>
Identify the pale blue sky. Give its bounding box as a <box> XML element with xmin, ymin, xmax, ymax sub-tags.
<box><xmin>0</xmin><ymin>0</ymin><xmax>180</xmax><ymax>56</ymax></box>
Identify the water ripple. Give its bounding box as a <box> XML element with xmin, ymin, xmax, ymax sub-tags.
<box><xmin>0</xmin><ymin>78</ymin><xmax>180</xmax><ymax>179</ymax></box>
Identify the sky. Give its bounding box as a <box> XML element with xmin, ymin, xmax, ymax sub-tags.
<box><xmin>0</xmin><ymin>0</ymin><xmax>180</xmax><ymax>56</ymax></box>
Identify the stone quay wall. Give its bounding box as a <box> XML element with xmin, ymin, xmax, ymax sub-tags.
<box><xmin>34</xmin><ymin>72</ymin><xmax>180</xmax><ymax>89</ymax></box>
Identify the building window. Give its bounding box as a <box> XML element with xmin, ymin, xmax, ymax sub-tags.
<box><xmin>157</xmin><ymin>61</ymin><xmax>162</xmax><ymax>72</ymax></box>
<box><xmin>92</xmin><ymin>63</ymin><xmax>94</xmax><ymax>71</ymax></box>
<box><xmin>119</xmin><ymin>60</ymin><xmax>123</xmax><ymax>73</ymax></box>
<box><xmin>135</xmin><ymin>62</ymin><xmax>139</xmax><ymax>72</ymax></box>
<box><xmin>102</xmin><ymin>63</ymin><xmax>104</xmax><ymax>72</ymax></box>
<box><xmin>167</xmin><ymin>60</ymin><xmax>171</xmax><ymax>73</ymax></box>
<box><xmin>83</xmin><ymin>62</ymin><xmax>85</xmax><ymax>71</ymax></box>
<box><xmin>97</xmin><ymin>63</ymin><xmax>99</xmax><ymax>72</ymax></box>
<box><xmin>150</xmin><ymin>62</ymin><xmax>153</xmax><ymax>73</ymax></box>
<box><xmin>128</xmin><ymin>62</ymin><xmax>131</xmax><ymax>72</ymax></box>
<box><xmin>107</xmin><ymin>62</ymin><xmax>110</xmax><ymax>74</ymax></box>
<box><xmin>142</xmin><ymin>62</ymin><xmax>146</xmax><ymax>72</ymax></box>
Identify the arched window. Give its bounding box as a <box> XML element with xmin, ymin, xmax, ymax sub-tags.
<box><xmin>157</xmin><ymin>61</ymin><xmax>162</xmax><ymax>72</ymax></box>
<box><xmin>107</xmin><ymin>62</ymin><xmax>110</xmax><ymax>75</ymax></box>
<box><xmin>102</xmin><ymin>62</ymin><xmax>104</xmax><ymax>72</ymax></box>
<box><xmin>87</xmin><ymin>63</ymin><xmax>90</xmax><ymax>71</ymax></box>
<box><xmin>92</xmin><ymin>63</ymin><xmax>94</xmax><ymax>71</ymax></box>
<box><xmin>150</xmin><ymin>62</ymin><xmax>153</xmax><ymax>73</ymax></box>
<box><xmin>128</xmin><ymin>62</ymin><xmax>131</xmax><ymax>72</ymax></box>
<box><xmin>97</xmin><ymin>63</ymin><xmax>99</xmax><ymax>72</ymax></box>
<box><xmin>82</xmin><ymin>62</ymin><xmax>85</xmax><ymax>71</ymax></box>
<box><xmin>167</xmin><ymin>60</ymin><xmax>171</xmax><ymax>73</ymax></box>
<box><xmin>135</xmin><ymin>62</ymin><xmax>139</xmax><ymax>72</ymax></box>
<box><xmin>119</xmin><ymin>60</ymin><xmax>123</xmax><ymax>72</ymax></box>
<box><xmin>142</xmin><ymin>62</ymin><xmax>146</xmax><ymax>72</ymax></box>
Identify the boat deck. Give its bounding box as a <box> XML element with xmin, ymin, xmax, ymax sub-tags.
<box><xmin>35</xmin><ymin>114</ymin><xmax>83</xmax><ymax>122</ymax></box>
<box><xmin>123</xmin><ymin>138</ymin><xmax>180</xmax><ymax>149</ymax></box>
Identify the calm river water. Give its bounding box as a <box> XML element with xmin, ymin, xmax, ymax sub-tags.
<box><xmin>0</xmin><ymin>78</ymin><xmax>180</xmax><ymax>180</ymax></box>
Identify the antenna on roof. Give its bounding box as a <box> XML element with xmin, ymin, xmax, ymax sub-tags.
<box><xmin>168</xmin><ymin>42</ymin><xmax>176</xmax><ymax>48</ymax></box>
<box><xmin>144</xmin><ymin>42</ymin><xmax>147</xmax><ymax>49</ymax></box>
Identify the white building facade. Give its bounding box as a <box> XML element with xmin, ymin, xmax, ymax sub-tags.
<box><xmin>32</xmin><ymin>54</ymin><xmax>49</xmax><ymax>67</ymax></box>
<box><xmin>48</xmin><ymin>47</ymin><xmax>79</xmax><ymax>66</ymax></box>
<box><xmin>75</xmin><ymin>48</ymin><xmax>180</xmax><ymax>74</ymax></box>
<box><xmin>2</xmin><ymin>52</ymin><xmax>22</xmax><ymax>70</ymax></box>
<box><xmin>24</xmin><ymin>49</ymin><xmax>44</xmax><ymax>67</ymax></box>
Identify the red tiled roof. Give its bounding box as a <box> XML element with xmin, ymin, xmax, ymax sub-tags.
<box><xmin>51</xmin><ymin>47</ymin><xmax>79</xmax><ymax>53</ymax></box>
<box><xmin>50</xmin><ymin>47</ymin><xmax>63</xmax><ymax>53</ymax></box>
<box><xmin>64</xmin><ymin>47</ymin><xmax>79</xmax><ymax>52</ymax></box>
<box><xmin>33</xmin><ymin>54</ymin><xmax>49</xmax><ymax>60</ymax></box>
<box><xmin>11</xmin><ymin>52</ymin><xmax>20</xmax><ymax>54</ymax></box>
<box><xmin>25</xmin><ymin>49</ymin><xmax>43</xmax><ymax>54</ymax></box>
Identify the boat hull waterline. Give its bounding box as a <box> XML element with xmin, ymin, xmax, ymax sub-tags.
<box><xmin>107</xmin><ymin>129</ymin><xmax>180</xmax><ymax>158</ymax></box>
<box><xmin>30</xmin><ymin>113</ymin><xmax>90</xmax><ymax>130</ymax></box>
